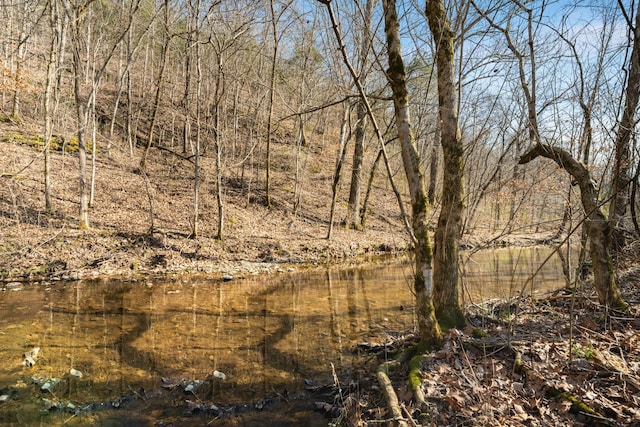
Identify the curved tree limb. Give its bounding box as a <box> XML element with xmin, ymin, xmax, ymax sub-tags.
<box><xmin>519</xmin><ymin>143</ymin><xmax>627</xmax><ymax>311</ymax></box>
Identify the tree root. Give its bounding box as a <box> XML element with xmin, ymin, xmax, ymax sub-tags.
<box><xmin>375</xmin><ymin>344</ymin><xmax>436</xmax><ymax>426</ymax></box>
<box><xmin>408</xmin><ymin>354</ymin><xmax>429</xmax><ymax>408</ymax></box>
<box><xmin>377</xmin><ymin>360</ymin><xmax>408</xmax><ymax>427</ymax></box>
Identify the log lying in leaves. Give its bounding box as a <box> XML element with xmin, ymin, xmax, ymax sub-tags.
<box><xmin>377</xmin><ymin>361</ymin><xmax>408</xmax><ymax>427</ymax></box>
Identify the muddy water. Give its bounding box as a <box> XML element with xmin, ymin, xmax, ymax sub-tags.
<box><xmin>0</xmin><ymin>247</ymin><xmax>568</xmax><ymax>426</ymax></box>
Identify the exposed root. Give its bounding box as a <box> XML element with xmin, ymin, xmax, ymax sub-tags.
<box><xmin>376</xmin><ymin>361</ymin><xmax>408</xmax><ymax>427</ymax></box>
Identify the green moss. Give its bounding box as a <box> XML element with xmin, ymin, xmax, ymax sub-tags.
<box><xmin>472</xmin><ymin>328</ymin><xmax>487</xmax><ymax>338</ymax></box>
<box><xmin>2</xmin><ymin>131</ymin><xmax>41</xmax><ymax>146</ymax></box>
<box><xmin>547</xmin><ymin>388</ymin><xmax>602</xmax><ymax>416</ymax></box>
<box><xmin>1</xmin><ymin>131</ymin><xmax>92</xmax><ymax>153</ymax></box>
<box><xmin>408</xmin><ymin>355</ymin><xmax>428</xmax><ymax>391</ymax></box>
<box><xmin>377</xmin><ymin>360</ymin><xmax>400</xmax><ymax>376</ymax></box>
<box><xmin>437</xmin><ymin>309</ymin><xmax>467</xmax><ymax>331</ymax></box>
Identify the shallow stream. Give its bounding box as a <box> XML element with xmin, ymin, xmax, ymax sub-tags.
<box><xmin>0</xmin><ymin>246</ymin><xmax>569</xmax><ymax>426</ymax></box>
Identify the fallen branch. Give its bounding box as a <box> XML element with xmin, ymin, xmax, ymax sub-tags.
<box><xmin>377</xmin><ymin>361</ymin><xmax>408</xmax><ymax>427</ymax></box>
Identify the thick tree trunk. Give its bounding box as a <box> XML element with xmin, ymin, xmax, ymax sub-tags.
<box><xmin>519</xmin><ymin>144</ymin><xmax>627</xmax><ymax>310</ymax></box>
<box><xmin>425</xmin><ymin>0</ymin><xmax>466</xmax><ymax>329</ymax></box>
<box><xmin>383</xmin><ymin>0</ymin><xmax>442</xmax><ymax>346</ymax></box>
<box><xmin>346</xmin><ymin>101</ymin><xmax>365</xmax><ymax>229</ymax></box>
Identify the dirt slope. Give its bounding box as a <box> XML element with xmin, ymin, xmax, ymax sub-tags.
<box><xmin>0</xmin><ymin>119</ymin><xmax>412</xmax><ymax>282</ymax></box>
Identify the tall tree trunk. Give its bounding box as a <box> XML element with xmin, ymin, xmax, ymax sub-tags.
<box><xmin>383</xmin><ymin>0</ymin><xmax>442</xmax><ymax>346</ymax></box>
<box><xmin>89</xmin><ymin>90</ymin><xmax>97</xmax><ymax>207</ymax></box>
<box><xmin>347</xmin><ymin>101</ymin><xmax>366</xmax><ymax>229</ymax></box>
<box><xmin>319</xmin><ymin>0</ymin><xmax>440</xmax><ymax>345</ymax></box>
<box><xmin>188</xmin><ymin>0</ymin><xmax>200</xmax><ymax>239</ymax></box>
<box><xmin>328</xmin><ymin>104</ymin><xmax>351</xmax><ymax>239</ymax></box>
<box><xmin>213</xmin><ymin>53</ymin><xmax>225</xmax><ymax>240</ymax></box>
<box><xmin>74</xmin><ymin>81</ymin><xmax>90</xmax><ymax>229</ymax></box>
<box><xmin>265</xmin><ymin>0</ymin><xmax>280</xmax><ymax>208</ymax></box>
<box><xmin>519</xmin><ymin>144</ymin><xmax>627</xmax><ymax>310</ymax></box>
<box><xmin>609</xmin><ymin>2</ymin><xmax>640</xmax><ymax>250</ymax></box>
<box><xmin>125</xmin><ymin>23</ymin><xmax>134</xmax><ymax>158</ymax></box>
<box><xmin>425</xmin><ymin>0</ymin><xmax>466</xmax><ymax>329</ymax></box>
<box><xmin>346</xmin><ymin>0</ymin><xmax>375</xmax><ymax>230</ymax></box>
<box><xmin>43</xmin><ymin>0</ymin><xmax>61</xmax><ymax>214</ymax></box>
<box><xmin>140</xmin><ymin>0</ymin><xmax>169</xmax><ymax>171</ymax></box>
<box><xmin>61</xmin><ymin>0</ymin><xmax>90</xmax><ymax>229</ymax></box>
<box><xmin>182</xmin><ymin>2</ymin><xmax>193</xmax><ymax>155</ymax></box>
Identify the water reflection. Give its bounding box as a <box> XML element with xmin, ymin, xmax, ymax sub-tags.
<box><xmin>0</xmin><ymin>247</ymin><xmax>568</xmax><ymax>425</ymax></box>
<box><xmin>461</xmin><ymin>246</ymin><xmax>568</xmax><ymax>303</ymax></box>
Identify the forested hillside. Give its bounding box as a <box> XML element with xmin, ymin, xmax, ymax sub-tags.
<box><xmin>4</xmin><ymin>0</ymin><xmax>632</xmax><ymax>280</ymax></box>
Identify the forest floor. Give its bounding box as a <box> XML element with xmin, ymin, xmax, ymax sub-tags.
<box><xmin>1</xmin><ymin>121</ymin><xmax>639</xmax><ymax>426</ymax></box>
<box><xmin>324</xmin><ymin>242</ymin><xmax>640</xmax><ymax>427</ymax></box>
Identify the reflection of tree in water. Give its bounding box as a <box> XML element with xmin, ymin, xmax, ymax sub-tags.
<box><xmin>245</xmin><ymin>268</ymin><xmax>379</xmax><ymax>395</ymax></box>
<box><xmin>36</xmin><ymin>266</ymin><xmax>414</xmax><ymax>405</ymax></box>
<box><xmin>47</xmin><ymin>283</ymin><xmax>157</xmax><ymax>374</ymax></box>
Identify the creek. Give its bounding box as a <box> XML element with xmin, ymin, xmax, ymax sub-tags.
<box><xmin>0</xmin><ymin>246</ymin><xmax>569</xmax><ymax>426</ymax></box>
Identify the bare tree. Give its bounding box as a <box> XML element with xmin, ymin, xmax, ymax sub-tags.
<box><xmin>8</xmin><ymin>0</ymin><xmax>38</xmax><ymax>120</ymax></box>
<box><xmin>328</xmin><ymin>103</ymin><xmax>352</xmax><ymax>239</ymax></box>
<box><xmin>474</xmin><ymin>0</ymin><xmax>627</xmax><ymax>310</ymax></box>
<box><xmin>43</xmin><ymin>0</ymin><xmax>64</xmax><ymax>213</ymax></box>
<box><xmin>426</xmin><ymin>0</ymin><xmax>466</xmax><ymax>329</ymax></box>
<box><xmin>609</xmin><ymin>0</ymin><xmax>640</xmax><ymax>250</ymax></box>
<box><xmin>383</xmin><ymin>0</ymin><xmax>442</xmax><ymax>344</ymax></box>
<box><xmin>265</xmin><ymin>0</ymin><xmax>292</xmax><ymax>208</ymax></box>
<box><xmin>519</xmin><ymin>145</ymin><xmax>627</xmax><ymax>310</ymax></box>
<box><xmin>346</xmin><ymin>0</ymin><xmax>376</xmax><ymax>230</ymax></box>
<box><xmin>139</xmin><ymin>0</ymin><xmax>171</xmax><ymax>172</ymax></box>
<box><xmin>61</xmin><ymin>0</ymin><xmax>140</xmax><ymax>228</ymax></box>
<box><xmin>318</xmin><ymin>0</ymin><xmax>440</xmax><ymax>346</ymax></box>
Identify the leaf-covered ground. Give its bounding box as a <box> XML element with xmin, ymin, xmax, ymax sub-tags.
<box><xmin>329</xmin><ymin>244</ymin><xmax>640</xmax><ymax>427</ymax></box>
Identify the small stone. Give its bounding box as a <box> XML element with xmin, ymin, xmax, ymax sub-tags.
<box><xmin>23</xmin><ymin>347</ymin><xmax>40</xmax><ymax>366</ymax></box>
<box><xmin>40</xmin><ymin>378</ymin><xmax>61</xmax><ymax>393</ymax></box>
<box><xmin>69</xmin><ymin>368</ymin><xmax>83</xmax><ymax>378</ymax></box>
<box><xmin>221</xmin><ymin>275</ymin><xmax>233</xmax><ymax>282</ymax></box>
